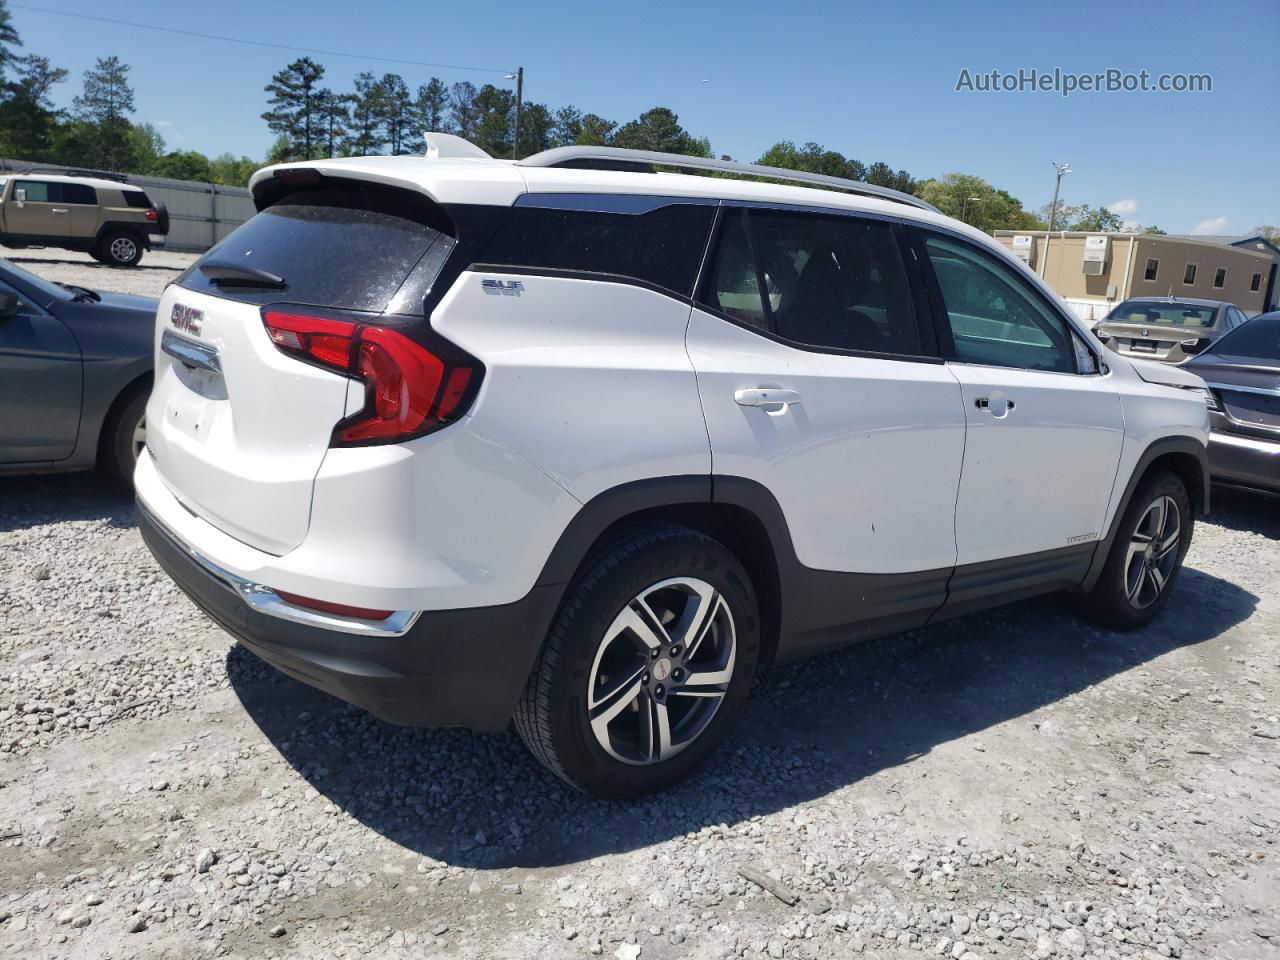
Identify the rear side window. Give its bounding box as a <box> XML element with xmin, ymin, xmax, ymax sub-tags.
<box><xmin>700</xmin><ymin>208</ymin><xmax>922</xmax><ymax>356</ymax></box>
<box><xmin>178</xmin><ymin>184</ymin><xmax>455</xmax><ymax>314</ymax></box>
<box><xmin>123</xmin><ymin>191</ymin><xmax>152</xmax><ymax>208</ymax></box>
<box><xmin>748</xmin><ymin>211</ymin><xmax>921</xmax><ymax>355</ymax></box>
<box><xmin>60</xmin><ymin>183</ymin><xmax>97</xmax><ymax>205</ymax></box>
<box><xmin>478</xmin><ymin>202</ymin><xmax>715</xmax><ymax>297</ymax></box>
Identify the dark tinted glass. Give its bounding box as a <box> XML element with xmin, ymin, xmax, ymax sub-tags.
<box><xmin>703</xmin><ymin>210</ymin><xmax>766</xmax><ymax>329</ymax></box>
<box><xmin>178</xmin><ymin>190</ymin><xmax>454</xmax><ymax>313</ymax></box>
<box><xmin>60</xmin><ymin>183</ymin><xmax>97</xmax><ymax>205</ymax></box>
<box><xmin>747</xmin><ymin>212</ymin><xmax>921</xmax><ymax>354</ymax></box>
<box><xmin>479</xmin><ymin>203</ymin><xmax>715</xmax><ymax>296</ymax></box>
<box><xmin>123</xmin><ymin>191</ymin><xmax>152</xmax><ymax>208</ymax></box>
<box><xmin>1204</xmin><ymin>314</ymin><xmax>1280</xmax><ymax>362</ymax></box>
<box><xmin>926</xmin><ymin>234</ymin><xmax>1074</xmax><ymax>373</ymax></box>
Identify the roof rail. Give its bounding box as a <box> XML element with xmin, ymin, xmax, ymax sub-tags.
<box><xmin>517</xmin><ymin>146</ymin><xmax>939</xmax><ymax>214</ymax></box>
<box><xmin>18</xmin><ymin>167</ymin><xmax>131</xmax><ymax>183</ymax></box>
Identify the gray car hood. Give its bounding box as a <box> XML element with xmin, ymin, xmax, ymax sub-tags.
<box><xmin>1126</xmin><ymin>356</ymin><xmax>1206</xmax><ymax>390</ymax></box>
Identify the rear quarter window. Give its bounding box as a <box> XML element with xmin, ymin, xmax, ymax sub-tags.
<box><xmin>177</xmin><ymin>185</ymin><xmax>455</xmax><ymax>314</ymax></box>
<box><xmin>60</xmin><ymin>183</ymin><xmax>97</xmax><ymax>205</ymax></box>
<box><xmin>123</xmin><ymin>191</ymin><xmax>152</xmax><ymax>208</ymax></box>
<box><xmin>478</xmin><ymin>201</ymin><xmax>716</xmax><ymax>297</ymax></box>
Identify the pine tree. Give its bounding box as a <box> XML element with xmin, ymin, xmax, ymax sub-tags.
<box><xmin>415</xmin><ymin>78</ymin><xmax>449</xmax><ymax>135</ymax></box>
<box><xmin>261</xmin><ymin>57</ymin><xmax>324</xmax><ymax>161</ymax></box>
<box><xmin>71</xmin><ymin>56</ymin><xmax>136</xmax><ymax>169</ymax></box>
<box><xmin>448</xmin><ymin>81</ymin><xmax>479</xmax><ymax>139</ymax></box>
<box><xmin>348</xmin><ymin>71</ymin><xmax>386</xmax><ymax>155</ymax></box>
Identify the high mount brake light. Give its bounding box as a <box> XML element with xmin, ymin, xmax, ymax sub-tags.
<box><xmin>261</xmin><ymin>310</ymin><xmax>481</xmax><ymax>446</ymax></box>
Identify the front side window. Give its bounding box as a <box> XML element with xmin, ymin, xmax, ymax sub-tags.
<box><xmin>1203</xmin><ymin>312</ymin><xmax>1279</xmax><ymax>362</ymax></box>
<box><xmin>14</xmin><ymin>180</ymin><xmax>50</xmax><ymax>203</ymax></box>
<box><xmin>925</xmin><ymin>234</ymin><xmax>1075</xmax><ymax>373</ymax></box>
<box><xmin>480</xmin><ymin>201</ymin><xmax>715</xmax><ymax>297</ymax></box>
<box><xmin>1183</xmin><ymin>263</ymin><xmax>1197</xmax><ymax>285</ymax></box>
<box><xmin>1143</xmin><ymin>257</ymin><xmax>1159</xmax><ymax>281</ymax></box>
<box><xmin>1213</xmin><ymin>268</ymin><xmax>1227</xmax><ymax>288</ymax></box>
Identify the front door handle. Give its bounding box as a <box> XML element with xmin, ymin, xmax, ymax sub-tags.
<box><xmin>974</xmin><ymin>396</ymin><xmax>1015</xmax><ymax>416</ymax></box>
<box><xmin>735</xmin><ymin>388</ymin><xmax>801</xmax><ymax>408</ymax></box>
<box><xmin>51</xmin><ymin>208</ymin><xmax>69</xmax><ymax>214</ymax></box>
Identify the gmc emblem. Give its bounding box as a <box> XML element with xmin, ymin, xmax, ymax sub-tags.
<box><xmin>171</xmin><ymin>303</ymin><xmax>204</xmax><ymax>336</ymax></box>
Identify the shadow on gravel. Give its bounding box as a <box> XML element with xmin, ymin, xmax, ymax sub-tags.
<box><xmin>0</xmin><ymin>473</ymin><xmax>134</xmax><ymax>534</ymax></box>
<box><xmin>1208</xmin><ymin>483</ymin><xmax>1280</xmax><ymax>539</ymax></box>
<box><xmin>228</xmin><ymin>562</ymin><xmax>1256</xmax><ymax>870</ymax></box>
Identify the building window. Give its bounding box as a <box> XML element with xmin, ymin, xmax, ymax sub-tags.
<box><xmin>1183</xmin><ymin>263</ymin><xmax>1197</xmax><ymax>285</ymax></box>
<box><xmin>1251</xmin><ymin>273</ymin><xmax>1263</xmax><ymax>292</ymax></box>
<box><xmin>1213</xmin><ymin>268</ymin><xmax>1227</xmax><ymax>288</ymax></box>
<box><xmin>1143</xmin><ymin>257</ymin><xmax>1159</xmax><ymax>281</ymax></box>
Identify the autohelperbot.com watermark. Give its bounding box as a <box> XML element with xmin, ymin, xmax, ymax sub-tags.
<box><xmin>955</xmin><ymin>67</ymin><xmax>1212</xmax><ymax>97</ymax></box>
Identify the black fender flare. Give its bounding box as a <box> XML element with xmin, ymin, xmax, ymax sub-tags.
<box><xmin>1081</xmin><ymin>435</ymin><xmax>1210</xmax><ymax>591</ymax></box>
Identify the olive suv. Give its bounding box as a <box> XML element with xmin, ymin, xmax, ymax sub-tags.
<box><xmin>136</xmin><ymin>135</ymin><xmax>1213</xmax><ymax>798</ymax></box>
<box><xmin>0</xmin><ymin>171</ymin><xmax>169</xmax><ymax>266</ymax></box>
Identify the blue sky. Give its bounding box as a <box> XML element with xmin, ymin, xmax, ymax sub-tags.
<box><xmin>10</xmin><ymin>0</ymin><xmax>1278</xmax><ymax>234</ymax></box>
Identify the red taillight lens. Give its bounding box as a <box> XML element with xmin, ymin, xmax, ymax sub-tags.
<box><xmin>275</xmin><ymin>590</ymin><xmax>393</xmax><ymax>621</ymax></box>
<box><xmin>261</xmin><ymin>309</ymin><xmax>480</xmax><ymax>446</ymax></box>
<box><xmin>145</xmin><ymin>209</ymin><xmax>158</xmax><ymax>222</ymax></box>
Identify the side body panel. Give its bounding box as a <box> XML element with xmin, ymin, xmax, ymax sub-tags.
<box><xmin>433</xmin><ymin>270</ymin><xmax>713</xmax><ymax>504</ymax></box>
<box><xmin>686</xmin><ymin>308</ymin><xmax>966</xmax><ymax>574</ymax></box>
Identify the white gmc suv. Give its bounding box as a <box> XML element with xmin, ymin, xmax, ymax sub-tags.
<box><xmin>136</xmin><ymin>135</ymin><xmax>1211</xmax><ymax>798</ymax></box>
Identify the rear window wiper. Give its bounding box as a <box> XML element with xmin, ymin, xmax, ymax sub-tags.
<box><xmin>199</xmin><ymin>261</ymin><xmax>288</xmax><ymax>290</ymax></box>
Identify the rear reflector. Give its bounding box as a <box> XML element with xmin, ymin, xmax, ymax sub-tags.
<box><xmin>275</xmin><ymin>590</ymin><xmax>393</xmax><ymax>621</ymax></box>
<box><xmin>261</xmin><ymin>309</ymin><xmax>481</xmax><ymax>446</ymax></box>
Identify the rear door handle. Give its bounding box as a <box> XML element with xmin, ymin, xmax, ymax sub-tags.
<box><xmin>735</xmin><ymin>388</ymin><xmax>801</xmax><ymax>407</ymax></box>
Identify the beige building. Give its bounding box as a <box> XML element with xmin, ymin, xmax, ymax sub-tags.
<box><xmin>993</xmin><ymin>230</ymin><xmax>1273</xmax><ymax>322</ymax></box>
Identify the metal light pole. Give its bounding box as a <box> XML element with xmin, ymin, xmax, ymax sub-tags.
<box><xmin>1042</xmin><ymin>161</ymin><xmax>1072</xmax><ymax>276</ymax></box>
<box><xmin>505</xmin><ymin>67</ymin><xmax>524</xmax><ymax>159</ymax></box>
<box><xmin>961</xmin><ymin>196</ymin><xmax>982</xmax><ymax>224</ymax></box>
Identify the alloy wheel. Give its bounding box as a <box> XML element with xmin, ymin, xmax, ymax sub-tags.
<box><xmin>586</xmin><ymin>576</ymin><xmax>736</xmax><ymax>765</ymax></box>
<box><xmin>1124</xmin><ymin>495</ymin><xmax>1181</xmax><ymax>609</ymax></box>
<box><xmin>110</xmin><ymin>236</ymin><xmax>138</xmax><ymax>263</ymax></box>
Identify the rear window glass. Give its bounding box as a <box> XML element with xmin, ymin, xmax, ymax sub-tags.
<box><xmin>1204</xmin><ymin>313</ymin><xmax>1279</xmax><ymax>362</ymax></box>
<box><xmin>1109</xmin><ymin>301</ymin><xmax>1216</xmax><ymax>327</ymax></box>
<box><xmin>178</xmin><ymin>188</ymin><xmax>454</xmax><ymax>313</ymax></box>
<box><xmin>478</xmin><ymin>202</ymin><xmax>715</xmax><ymax>297</ymax></box>
<box><xmin>61</xmin><ymin>183</ymin><xmax>97</xmax><ymax>205</ymax></box>
<box><xmin>123</xmin><ymin>191</ymin><xmax>151</xmax><ymax>208</ymax></box>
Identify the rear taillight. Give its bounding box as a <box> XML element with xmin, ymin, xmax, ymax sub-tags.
<box><xmin>145</xmin><ymin>209</ymin><xmax>158</xmax><ymax>222</ymax></box>
<box><xmin>262</xmin><ymin>309</ymin><xmax>481</xmax><ymax>446</ymax></box>
<box><xmin>275</xmin><ymin>590</ymin><xmax>393</xmax><ymax>621</ymax></box>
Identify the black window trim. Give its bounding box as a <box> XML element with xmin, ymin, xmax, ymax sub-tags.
<box><xmin>907</xmin><ymin>222</ymin><xmax>1107</xmax><ymax>377</ymax></box>
<box><xmin>693</xmin><ymin>202</ymin><xmax>945</xmax><ymax>365</ymax></box>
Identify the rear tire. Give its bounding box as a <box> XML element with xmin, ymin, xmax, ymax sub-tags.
<box><xmin>1081</xmin><ymin>469</ymin><xmax>1192</xmax><ymax>630</ymax></box>
<box><xmin>97</xmin><ymin>230</ymin><xmax>143</xmax><ymax>267</ymax></box>
<box><xmin>100</xmin><ymin>386</ymin><xmax>149</xmax><ymax>488</ymax></box>
<box><xmin>514</xmin><ymin>525</ymin><xmax>760</xmax><ymax>799</ymax></box>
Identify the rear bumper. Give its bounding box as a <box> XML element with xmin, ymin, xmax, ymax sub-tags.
<box><xmin>1208</xmin><ymin>430</ymin><xmax>1280</xmax><ymax>493</ymax></box>
<box><xmin>138</xmin><ymin>502</ymin><xmax>560</xmax><ymax>731</ymax></box>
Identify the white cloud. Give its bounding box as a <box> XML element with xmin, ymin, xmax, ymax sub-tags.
<box><xmin>1109</xmin><ymin>198</ymin><xmax>1139</xmax><ymax>216</ymax></box>
<box><xmin>1192</xmin><ymin>216</ymin><xmax>1229</xmax><ymax>235</ymax></box>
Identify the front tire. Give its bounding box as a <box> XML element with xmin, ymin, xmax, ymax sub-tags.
<box><xmin>1082</xmin><ymin>469</ymin><xmax>1192</xmax><ymax>629</ymax></box>
<box><xmin>515</xmin><ymin>526</ymin><xmax>760</xmax><ymax>799</ymax></box>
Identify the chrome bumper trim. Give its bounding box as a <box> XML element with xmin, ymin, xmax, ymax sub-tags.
<box><xmin>139</xmin><ymin>502</ymin><xmax>420</xmax><ymax>638</ymax></box>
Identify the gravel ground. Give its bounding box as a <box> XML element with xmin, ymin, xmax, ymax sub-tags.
<box><xmin>1</xmin><ymin>245</ymin><xmax>194</xmax><ymax>299</ymax></box>
<box><xmin>2</xmin><ymin>252</ymin><xmax>1278</xmax><ymax>960</ymax></box>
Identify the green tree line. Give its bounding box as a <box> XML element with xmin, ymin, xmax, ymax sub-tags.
<box><xmin>0</xmin><ymin>2</ymin><xmax>1206</xmax><ymax>234</ymax></box>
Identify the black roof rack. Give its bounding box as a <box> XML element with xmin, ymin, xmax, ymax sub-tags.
<box><xmin>18</xmin><ymin>168</ymin><xmax>131</xmax><ymax>184</ymax></box>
